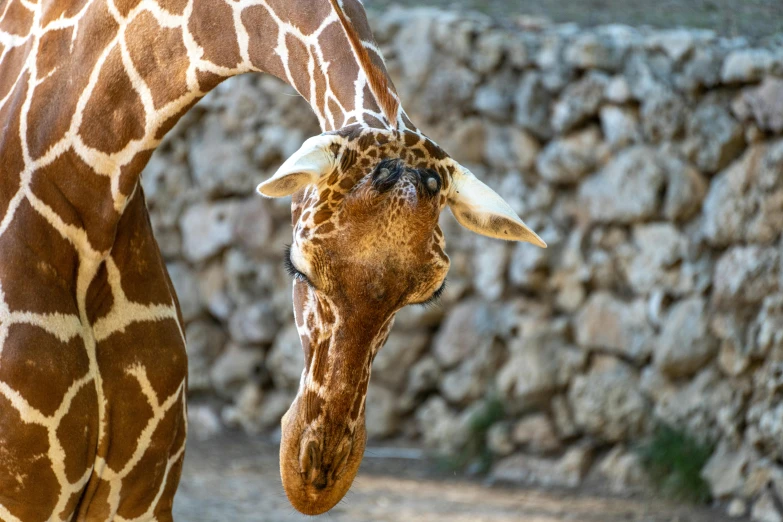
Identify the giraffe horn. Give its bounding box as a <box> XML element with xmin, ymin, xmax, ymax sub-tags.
<box><xmin>327</xmin><ymin>0</ymin><xmax>400</xmax><ymax>128</ymax></box>
<box><xmin>257</xmin><ymin>135</ymin><xmax>338</xmax><ymax>198</ymax></box>
<box><xmin>448</xmin><ymin>164</ymin><xmax>547</xmax><ymax>247</ymax></box>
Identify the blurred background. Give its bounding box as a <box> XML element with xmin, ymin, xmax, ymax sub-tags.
<box><xmin>143</xmin><ymin>1</ymin><xmax>783</xmax><ymax>520</ymax></box>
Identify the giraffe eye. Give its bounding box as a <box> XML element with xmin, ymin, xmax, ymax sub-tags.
<box><xmin>284</xmin><ymin>245</ymin><xmax>314</xmax><ymax>288</ymax></box>
<box><xmin>415</xmin><ymin>279</ymin><xmax>447</xmax><ymax>308</ymax></box>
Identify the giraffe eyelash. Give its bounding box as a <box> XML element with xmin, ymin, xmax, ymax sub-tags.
<box><xmin>284</xmin><ymin>245</ymin><xmax>314</xmax><ymax>287</ymax></box>
<box><xmin>417</xmin><ymin>279</ymin><xmax>447</xmax><ymax>308</ymax></box>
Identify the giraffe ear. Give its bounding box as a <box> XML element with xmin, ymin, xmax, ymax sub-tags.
<box><xmin>448</xmin><ymin>165</ymin><xmax>547</xmax><ymax>247</ymax></box>
<box><xmin>256</xmin><ymin>135</ymin><xmax>338</xmax><ymax>198</ymax></box>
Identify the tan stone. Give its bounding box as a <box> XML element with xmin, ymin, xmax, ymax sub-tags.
<box><xmin>701</xmin><ymin>441</ymin><xmax>751</xmax><ymax>499</ymax></box>
<box><xmin>751</xmin><ymin>491</ymin><xmax>783</xmax><ymax>522</ymax></box>
<box><xmin>575</xmin><ymin>292</ymin><xmax>654</xmax><ymax>363</ymax></box>
<box><xmin>597</xmin><ymin>445</ymin><xmax>648</xmax><ymax>494</ymax></box>
<box><xmin>511</xmin><ymin>414</ymin><xmax>561</xmax><ymax>454</ymax></box>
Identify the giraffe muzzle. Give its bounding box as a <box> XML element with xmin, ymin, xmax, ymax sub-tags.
<box><xmin>281</xmin><ymin>406</ymin><xmax>366</xmax><ymax>516</ymax></box>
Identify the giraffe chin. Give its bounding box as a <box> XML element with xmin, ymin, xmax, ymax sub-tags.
<box><xmin>279</xmin><ymin>400</ymin><xmax>367</xmax><ymax>515</ymax></box>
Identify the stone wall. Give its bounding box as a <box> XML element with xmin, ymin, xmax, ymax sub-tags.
<box><xmin>142</xmin><ymin>8</ymin><xmax>783</xmax><ymax>519</ymax></box>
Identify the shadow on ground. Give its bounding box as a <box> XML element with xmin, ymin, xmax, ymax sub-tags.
<box><xmin>174</xmin><ymin>432</ymin><xmax>744</xmax><ymax>522</ymax></box>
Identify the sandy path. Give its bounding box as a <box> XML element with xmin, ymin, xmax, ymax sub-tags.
<box><xmin>173</xmin><ymin>433</ymin><xmax>744</xmax><ymax>522</ymax></box>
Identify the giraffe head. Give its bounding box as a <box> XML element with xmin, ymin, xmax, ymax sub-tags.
<box><xmin>257</xmin><ymin>125</ymin><xmax>545</xmax><ymax>515</ymax></box>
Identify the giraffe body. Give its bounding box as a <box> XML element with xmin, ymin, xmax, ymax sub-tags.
<box><xmin>0</xmin><ymin>0</ymin><xmax>544</xmax><ymax>518</ymax></box>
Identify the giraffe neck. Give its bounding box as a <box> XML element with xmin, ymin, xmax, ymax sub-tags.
<box><xmin>294</xmin><ymin>286</ymin><xmax>395</xmax><ymax>429</ymax></box>
<box><xmin>229</xmin><ymin>0</ymin><xmax>404</xmax><ymax>131</ymax></box>
<box><xmin>0</xmin><ymin>0</ymin><xmax>407</xmax><ymax>255</ymax></box>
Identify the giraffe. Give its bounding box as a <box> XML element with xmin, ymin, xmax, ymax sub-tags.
<box><xmin>0</xmin><ymin>0</ymin><xmax>545</xmax><ymax>519</ymax></box>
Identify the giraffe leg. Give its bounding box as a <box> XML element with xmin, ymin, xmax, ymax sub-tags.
<box><xmin>0</xmin><ymin>200</ymin><xmax>98</xmax><ymax>521</ymax></box>
<box><xmin>0</xmin><ymin>385</ymin><xmax>96</xmax><ymax>522</ymax></box>
<box><xmin>74</xmin><ymin>187</ymin><xmax>188</xmax><ymax>521</ymax></box>
<box><xmin>73</xmin><ymin>379</ymin><xmax>186</xmax><ymax>522</ymax></box>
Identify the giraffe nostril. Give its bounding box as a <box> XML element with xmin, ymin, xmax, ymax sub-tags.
<box><xmin>331</xmin><ymin>437</ymin><xmax>353</xmax><ymax>481</ymax></box>
<box><xmin>420</xmin><ymin>169</ymin><xmax>441</xmax><ymax>195</ymax></box>
<box><xmin>299</xmin><ymin>439</ymin><xmax>322</xmax><ymax>484</ymax></box>
<box><xmin>372</xmin><ymin>159</ymin><xmax>403</xmax><ymax>193</ymax></box>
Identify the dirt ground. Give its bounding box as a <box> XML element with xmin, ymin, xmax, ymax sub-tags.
<box><xmin>173</xmin><ymin>432</ymin><xmax>746</xmax><ymax>522</ymax></box>
<box><xmin>366</xmin><ymin>0</ymin><xmax>783</xmax><ymax>40</ymax></box>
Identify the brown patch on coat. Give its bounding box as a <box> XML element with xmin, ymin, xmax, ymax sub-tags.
<box><xmin>266</xmin><ymin>0</ymin><xmax>333</xmax><ymax>35</ymax></box>
<box><xmin>72</xmin><ymin>476</ymin><xmax>112</xmax><ymax>521</ymax></box>
<box><xmin>0</xmin><ymin>394</ymin><xmax>59</xmax><ymax>522</ymax></box>
<box><xmin>118</xmin><ymin>149</ymin><xmax>154</xmax><ymax>197</ymax></box>
<box><xmin>152</xmin><ymin>449</ymin><xmax>185</xmax><ymax>517</ymax></box>
<box><xmin>126</xmin><ymin>12</ymin><xmax>190</xmax><ymax>109</ymax></box>
<box><xmin>326</xmin><ymin>0</ymin><xmax>398</xmax><ymax>125</ymax></box>
<box><xmin>196</xmin><ymin>70</ymin><xmax>226</xmax><ymax>93</ymax></box>
<box><xmin>361</xmin><ymin>83</ymin><xmax>381</xmax><ymax>114</ymax></box>
<box><xmin>188</xmin><ymin>0</ymin><xmax>241</xmax><ymax>69</ymax></box>
<box><xmin>56</xmin><ymin>384</ymin><xmax>99</xmax><ymax>483</ymax></box>
<box><xmin>96</xmin><ymin>318</ymin><xmax>186</xmax><ymax>466</ymax></box>
<box><xmin>0</xmin><ymin>74</ymin><xmax>27</xmax><ymax>218</ymax></box>
<box><xmin>0</xmin><ymin>44</ymin><xmax>29</xmax><ymax>107</ymax></box>
<box><xmin>0</xmin><ymin>0</ymin><xmax>33</xmax><ymax>36</ymax></box>
<box><xmin>156</xmin><ymin>0</ymin><xmax>188</xmax><ymax>16</ymax></box>
<box><xmin>423</xmin><ymin>138</ymin><xmax>448</xmax><ymax>160</ymax></box>
<box><xmin>27</xmin><ymin>0</ymin><xmax>119</xmax><ymax>158</ymax></box>
<box><xmin>310</xmin><ymin>44</ymin><xmax>328</xmax><ymax>121</ymax></box>
<box><xmin>36</xmin><ymin>27</ymin><xmax>73</xmax><ymax>79</ymax></box>
<box><xmin>30</xmin><ymin>149</ymin><xmax>119</xmax><ymax>253</ymax></box>
<box><xmin>303</xmin><ymin>389</ymin><xmax>325</xmax><ymax>423</ymax></box>
<box><xmin>41</xmin><ymin>0</ymin><xmax>90</xmax><ymax>26</ymax></box>
<box><xmin>113</xmin><ymin>0</ymin><xmax>143</xmax><ymax>18</ymax></box>
<box><xmin>85</xmin><ymin>261</ymin><xmax>114</xmax><ymax>326</ymax></box>
<box><xmin>242</xmin><ymin>6</ymin><xmax>286</xmax><ymax>79</ymax></box>
<box><xmin>115</xmin><ymin>395</ymin><xmax>185</xmax><ymax>520</ymax></box>
<box><xmin>0</xmin><ymin>199</ymin><xmax>79</xmax><ymax>315</ymax></box>
<box><xmin>313</xmin><ymin>208</ymin><xmax>333</xmax><ymax>225</ymax></box>
<box><xmin>318</xmin><ymin>21</ymin><xmax>359</xmax><ymax>117</ymax></box>
<box><xmin>0</xmin><ymin>324</ymin><xmax>90</xmax><ymax>417</ymax></box>
<box><xmin>79</xmin><ymin>45</ymin><xmax>146</xmax><ymax>154</ymax></box>
<box><xmin>349</xmin><ymin>371</ymin><xmax>369</xmax><ymax>421</ymax></box>
<box><xmin>58</xmin><ymin>491</ymin><xmax>85</xmax><ymax>522</ymax></box>
<box><xmin>310</xmin><ymin>337</ymin><xmax>331</xmax><ymax>386</ymax></box>
<box><xmin>109</xmin><ymin>189</ymin><xmax>177</xmax><ymax>306</ymax></box>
